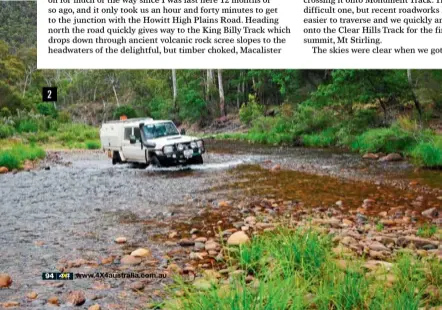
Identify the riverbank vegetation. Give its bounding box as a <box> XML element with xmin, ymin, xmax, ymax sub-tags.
<box><xmin>165</xmin><ymin>227</ymin><xmax>441</xmax><ymax>310</ymax></box>
<box><xmin>1</xmin><ymin>2</ymin><xmax>441</xmax><ymax>168</ymax></box>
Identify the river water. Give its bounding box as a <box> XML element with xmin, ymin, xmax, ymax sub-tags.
<box><xmin>0</xmin><ymin>140</ymin><xmax>440</xmax><ymax>308</ymax></box>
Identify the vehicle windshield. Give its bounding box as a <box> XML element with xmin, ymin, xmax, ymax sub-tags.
<box><xmin>143</xmin><ymin>122</ymin><xmax>179</xmax><ymax>139</ymax></box>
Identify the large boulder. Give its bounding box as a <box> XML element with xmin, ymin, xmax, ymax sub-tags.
<box><xmin>130</xmin><ymin>248</ymin><xmax>151</xmax><ymax>257</ymax></box>
<box><xmin>227</xmin><ymin>231</ymin><xmax>250</xmax><ymax>246</ymax></box>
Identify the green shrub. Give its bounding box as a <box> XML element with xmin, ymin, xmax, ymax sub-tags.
<box><xmin>85</xmin><ymin>140</ymin><xmax>101</xmax><ymax>150</ymax></box>
<box><xmin>0</xmin><ymin>144</ymin><xmax>45</xmax><ymax>169</ymax></box>
<box><xmin>239</xmin><ymin>95</ymin><xmax>264</xmax><ymax>126</ymax></box>
<box><xmin>57</xmin><ymin>111</ymin><xmax>72</xmax><ymax>123</ymax></box>
<box><xmin>0</xmin><ymin>124</ymin><xmax>14</xmax><ymax>138</ymax></box>
<box><xmin>302</xmin><ymin>129</ymin><xmax>337</xmax><ymax>147</ymax></box>
<box><xmin>112</xmin><ymin>105</ymin><xmax>137</xmax><ymax>120</ymax></box>
<box><xmin>411</xmin><ymin>139</ymin><xmax>442</xmax><ymax>168</ymax></box>
<box><xmin>17</xmin><ymin>119</ymin><xmax>39</xmax><ymax>133</ymax></box>
<box><xmin>0</xmin><ymin>107</ymin><xmax>11</xmax><ymax>117</ymax></box>
<box><xmin>36</xmin><ymin>102</ymin><xmax>58</xmax><ymax>118</ymax></box>
<box><xmin>351</xmin><ymin>126</ymin><xmax>415</xmax><ymax>154</ymax></box>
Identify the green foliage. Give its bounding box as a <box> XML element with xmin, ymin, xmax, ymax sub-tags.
<box><xmin>411</xmin><ymin>138</ymin><xmax>442</xmax><ymax>168</ymax></box>
<box><xmin>0</xmin><ymin>124</ymin><xmax>14</xmax><ymax>138</ymax></box>
<box><xmin>17</xmin><ymin>119</ymin><xmax>38</xmax><ymax>133</ymax></box>
<box><xmin>112</xmin><ymin>105</ymin><xmax>137</xmax><ymax>120</ymax></box>
<box><xmin>0</xmin><ymin>144</ymin><xmax>45</xmax><ymax>169</ymax></box>
<box><xmin>0</xmin><ymin>107</ymin><xmax>11</xmax><ymax>117</ymax></box>
<box><xmin>85</xmin><ymin>140</ymin><xmax>100</xmax><ymax>150</ymax></box>
<box><xmin>57</xmin><ymin>111</ymin><xmax>72</xmax><ymax>123</ymax></box>
<box><xmin>351</xmin><ymin>124</ymin><xmax>416</xmax><ymax>154</ymax></box>
<box><xmin>302</xmin><ymin>129</ymin><xmax>337</xmax><ymax>148</ymax></box>
<box><xmin>416</xmin><ymin>224</ymin><xmax>438</xmax><ymax>238</ymax></box>
<box><xmin>239</xmin><ymin>95</ymin><xmax>264</xmax><ymax>125</ymax></box>
<box><xmin>36</xmin><ymin>102</ymin><xmax>58</xmax><ymax>118</ymax></box>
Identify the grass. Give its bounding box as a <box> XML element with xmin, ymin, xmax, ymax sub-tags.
<box><xmin>163</xmin><ymin>227</ymin><xmax>441</xmax><ymax>309</ymax></box>
<box><xmin>85</xmin><ymin>140</ymin><xmax>101</xmax><ymax>150</ymax></box>
<box><xmin>416</xmin><ymin>224</ymin><xmax>438</xmax><ymax>238</ymax></box>
<box><xmin>0</xmin><ymin>144</ymin><xmax>45</xmax><ymax>169</ymax></box>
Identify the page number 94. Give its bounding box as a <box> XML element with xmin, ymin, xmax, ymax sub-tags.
<box><xmin>42</xmin><ymin>87</ymin><xmax>57</xmax><ymax>102</ymax></box>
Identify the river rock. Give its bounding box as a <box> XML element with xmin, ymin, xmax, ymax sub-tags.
<box><xmin>101</xmin><ymin>256</ymin><xmax>114</xmax><ymax>265</ymax></box>
<box><xmin>167</xmin><ymin>264</ymin><xmax>182</xmax><ymax>274</ymax></box>
<box><xmin>128</xmin><ymin>281</ymin><xmax>144</xmax><ymax>291</ymax></box>
<box><xmin>67</xmin><ymin>290</ymin><xmax>86</xmax><ymax>306</ymax></box>
<box><xmin>88</xmin><ymin>305</ymin><xmax>101</xmax><ymax>310</ymax></box>
<box><xmin>189</xmin><ymin>252</ymin><xmax>204</xmax><ymax>260</ymax></box>
<box><xmin>379</xmin><ymin>153</ymin><xmax>402</xmax><ymax>162</ymax></box>
<box><xmin>168</xmin><ymin>231</ymin><xmax>178</xmax><ymax>238</ymax></box>
<box><xmin>48</xmin><ymin>296</ymin><xmax>59</xmax><ymax>305</ymax></box>
<box><xmin>194</xmin><ymin>237</ymin><xmax>207</xmax><ymax>243</ymax></box>
<box><xmin>270</xmin><ymin>164</ymin><xmax>281</xmax><ymax>172</ymax></box>
<box><xmin>422</xmin><ymin>207</ymin><xmax>439</xmax><ymax>218</ymax></box>
<box><xmin>244</xmin><ymin>216</ymin><xmax>257</xmax><ymax>226</ymax></box>
<box><xmin>227</xmin><ymin>231</ymin><xmax>250</xmax><ymax>245</ymax></box>
<box><xmin>217</xmin><ymin>201</ymin><xmax>231</xmax><ymax>208</ymax></box>
<box><xmin>120</xmin><ymin>255</ymin><xmax>142</xmax><ymax>265</ymax></box>
<box><xmin>26</xmin><ymin>292</ymin><xmax>38</xmax><ymax>299</ymax></box>
<box><xmin>178</xmin><ymin>239</ymin><xmax>195</xmax><ymax>247</ymax></box>
<box><xmin>205</xmin><ymin>241</ymin><xmax>220</xmax><ymax>251</ymax></box>
<box><xmin>0</xmin><ymin>274</ymin><xmax>12</xmax><ymax>288</ymax></box>
<box><xmin>194</xmin><ymin>242</ymin><xmax>205</xmax><ymax>251</ymax></box>
<box><xmin>363</xmin><ymin>153</ymin><xmax>379</xmax><ymax>160</ymax></box>
<box><xmin>0</xmin><ymin>167</ymin><xmax>8</xmax><ymax>174</ymax></box>
<box><xmin>368</xmin><ymin>241</ymin><xmax>389</xmax><ymax>252</ymax></box>
<box><xmin>114</xmin><ymin>237</ymin><xmax>127</xmax><ymax>244</ymax></box>
<box><xmin>256</xmin><ymin>223</ymin><xmax>275</xmax><ymax>230</ymax></box>
<box><xmin>130</xmin><ymin>248</ymin><xmax>151</xmax><ymax>257</ymax></box>
<box><xmin>397</xmin><ymin>236</ymin><xmax>439</xmax><ymax>250</ymax></box>
<box><xmin>2</xmin><ymin>301</ymin><xmax>20</xmax><ymax>308</ymax></box>
<box><xmin>165</xmin><ymin>241</ymin><xmax>176</xmax><ymax>247</ymax></box>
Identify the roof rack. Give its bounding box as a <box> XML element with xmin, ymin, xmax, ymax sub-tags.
<box><xmin>104</xmin><ymin>117</ymin><xmax>153</xmax><ymax>124</ymax></box>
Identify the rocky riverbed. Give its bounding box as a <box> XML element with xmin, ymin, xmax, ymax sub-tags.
<box><xmin>0</xmin><ymin>141</ymin><xmax>440</xmax><ymax>309</ymax></box>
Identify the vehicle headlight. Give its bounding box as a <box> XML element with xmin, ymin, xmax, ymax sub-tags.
<box><xmin>177</xmin><ymin>144</ymin><xmax>184</xmax><ymax>151</ymax></box>
<box><xmin>163</xmin><ymin>145</ymin><xmax>174</xmax><ymax>154</ymax></box>
<box><xmin>190</xmin><ymin>141</ymin><xmax>198</xmax><ymax>149</ymax></box>
<box><xmin>197</xmin><ymin>140</ymin><xmax>204</xmax><ymax>149</ymax></box>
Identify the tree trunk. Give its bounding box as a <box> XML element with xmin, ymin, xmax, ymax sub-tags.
<box><xmin>218</xmin><ymin>69</ymin><xmax>225</xmax><ymax>117</ymax></box>
<box><xmin>112</xmin><ymin>84</ymin><xmax>120</xmax><ymax>107</ymax></box>
<box><xmin>407</xmin><ymin>69</ymin><xmax>423</xmax><ymax>120</ymax></box>
<box><xmin>172</xmin><ymin>69</ymin><xmax>177</xmax><ymax>111</ymax></box>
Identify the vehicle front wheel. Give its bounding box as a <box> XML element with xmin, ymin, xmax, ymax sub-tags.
<box><xmin>150</xmin><ymin>155</ymin><xmax>162</xmax><ymax>167</ymax></box>
<box><xmin>188</xmin><ymin>155</ymin><xmax>203</xmax><ymax>165</ymax></box>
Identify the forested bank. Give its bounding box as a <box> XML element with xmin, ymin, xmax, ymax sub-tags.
<box><xmin>1</xmin><ymin>2</ymin><xmax>442</xmax><ymax>168</ymax></box>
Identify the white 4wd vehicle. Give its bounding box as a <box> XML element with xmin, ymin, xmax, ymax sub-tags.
<box><xmin>100</xmin><ymin>118</ymin><xmax>205</xmax><ymax>167</ymax></box>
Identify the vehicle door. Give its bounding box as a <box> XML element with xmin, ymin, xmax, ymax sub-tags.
<box><xmin>121</xmin><ymin>127</ymin><xmax>138</xmax><ymax>161</ymax></box>
<box><xmin>132</xmin><ymin>127</ymin><xmax>145</xmax><ymax>161</ymax></box>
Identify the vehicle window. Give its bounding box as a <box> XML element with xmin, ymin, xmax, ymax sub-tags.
<box><xmin>124</xmin><ymin>127</ymin><xmax>132</xmax><ymax>140</ymax></box>
<box><xmin>142</xmin><ymin>122</ymin><xmax>179</xmax><ymax>139</ymax></box>
<box><xmin>133</xmin><ymin>127</ymin><xmax>141</xmax><ymax>141</ymax></box>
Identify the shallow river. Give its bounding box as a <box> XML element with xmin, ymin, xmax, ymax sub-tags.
<box><xmin>0</xmin><ymin>140</ymin><xmax>440</xmax><ymax>309</ymax></box>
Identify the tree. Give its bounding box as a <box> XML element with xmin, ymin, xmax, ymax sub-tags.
<box><xmin>172</xmin><ymin>69</ymin><xmax>177</xmax><ymax>112</ymax></box>
<box><xmin>218</xmin><ymin>69</ymin><xmax>225</xmax><ymax>116</ymax></box>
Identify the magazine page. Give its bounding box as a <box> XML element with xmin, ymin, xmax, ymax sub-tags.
<box><xmin>0</xmin><ymin>0</ymin><xmax>441</xmax><ymax>309</ymax></box>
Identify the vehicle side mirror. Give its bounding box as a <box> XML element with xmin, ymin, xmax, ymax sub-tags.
<box><xmin>129</xmin><ymin>135</ymin><xmax>136</xmax><ymax>144</ymax></box>
<box><xmin>180</xmin><ymin>128</ymin><xmax>186</xmax><ymax>135</ymax></box>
